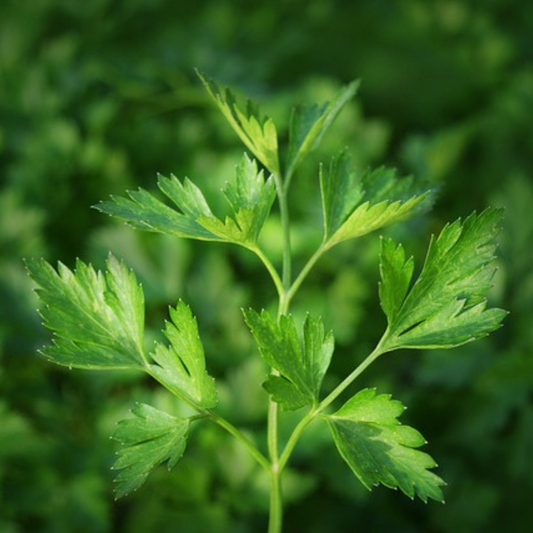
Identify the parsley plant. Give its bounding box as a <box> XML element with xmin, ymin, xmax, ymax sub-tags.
<box><xmin>28</xmin><ymin>72</ymin><xmax>507</xmax><ymax>532</ymax></box>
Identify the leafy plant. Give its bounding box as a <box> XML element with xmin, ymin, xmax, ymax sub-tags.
<box><xmin>27</xmin><ymin>72</ymin><xmax>507</xmax><ymax>532</ymax></box>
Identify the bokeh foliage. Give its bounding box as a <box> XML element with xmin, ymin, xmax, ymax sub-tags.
<box><xmin>1</xmin><ymin>0</ymin><xmax>532</xmax><ymax>531</ymax></box>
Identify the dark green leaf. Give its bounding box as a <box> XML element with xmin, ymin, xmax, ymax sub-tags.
<box><xmin>320</xmin><ymin>152</ymin><xmax>430</xmax><ymax>248</ymax></box>
<box><xmin>327</xmin><ymin>389</ymin><xmax>445</xmax><ymax>502</ymax></box>
<box><xmin>286</xmin><ymin>81</ymin><xmax>359</xmax><ymax>178</ymax></box>
<box><xmin>380</xmin><ymin>208</ymin><xmax>508</xmax><ymax>350</ymax></box>
<box><xmin>27</xmin><ymin>255</ymin><xmax>146</xmax><ymax>370</ymax></box>
<box><xmin>244</xmin><ymin>310</ymin><xmax>334</xmax><ymax>410</ymax></box>
<box><xmin>378</xmin><ymin>238</ymin><xmax>414</xmax><ymax>324</ymax></box>
<box><xmin>149</xmin><ymin>301</ymin><xmax>218</xmax><ymax>409</ymax></box>
<box><xmin>112</xmin><ymin>403</ymin><xmax>189</xmax><ymax>498</ymax></box>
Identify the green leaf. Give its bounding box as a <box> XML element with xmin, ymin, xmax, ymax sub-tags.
<box><xmin>380</xmin><ymin>208</ymin><xmax>508</xmax><ymax>351</ymax></box>
<box><xmin>286</xmin><ymin>81</ymin><xmax>359</xmax><ymax>179</ymax></box>
<box><xmin>149</xmin><ymin>301</ymin><xmax>218</xmax><ymax>409</ymax></box>
<box><xmin>112</xmin><ymin>403</ymin><xmax>189</xmax><ymax>498</ymax></box>
<box><xmin>96</xmin><ymin>178</ymin><xmax>223</xmax><ymax>242</ymax></box>
<box><xmin>320</xmin><ymin>152</ymin><xmax>430</xmax><ymax>249</ymax></box>
<box><xmin>197</xmin><ymin>71</ymin><xmax>280</xmax><ymax>176</ymax></box>
<box><xmin>97</xmin><ymin>155</ymin><xmax>274</xmax><ymax>248</ymax></box>
<box><xmin>326</xmin><ymin>389</ymin><xmax>445</xmax><ymax>502</ymax></box>
<box><xmin>378</xmin><ymin>238</ymin><xmax>414</xmax><ymax>325</ymax></box>
<box><xmin>244</xmin><ymin>309</ymin><xmax>334</xmax><ymax>410</ymax></box>
<box><xmin>27</xmin><ymin>255</ymin><xmax>146</xmax><ymax>370</ymax></box>
<box><xmin>195</xmin><ymin>154</ymin><xmax>276</xmax><ymax>246</ymax></box>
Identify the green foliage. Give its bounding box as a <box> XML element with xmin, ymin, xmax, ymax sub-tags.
<box><xmin>97</xmin><ymin>179</ymin><xmax>222</xmax><ymax>242</ymax></box>
<box><xmin>149</xmin><ymin>302</ymin><xmax>218</xmax><ymax>409</ymax></box>
<box><xmin>194</xmin><ymin>155</ymin><xmax>276</xmax><ymax>246</ymax></box>
<box><xmin>320</xmin><ymin>151</ymin><xmax>430</xmax><ymax>248</ymax></box>
<box><xmin>326</xmin><ymin>389</ymin><xmax>445</xmax><ymax>502</ymax></box>
<box><xmin>286</xmin><ymin>81</ymin><xmax>359</xmax><ymax>179</ymax></box>
<box><xmin>3</xmin><ymin>2</ymin><xmax>531</xmax><ymax>532</ymax></box>
<box><xmin>26</xmin><ymin>255</ymin><xmax>146</xmax><ymax>370</ymax></box>
<box><xmin>26</xmin><ymin>70</ymin><xmax>508</xmax><ymax>533</ymax></box>
<box><xmin>244</xmin><ymin>310</ymin><xmax>333</xmax><ymax>410</ymax></box>
<box><xmin>198</xmin><ymin>71</ymin><xmax>281</xmax><ymax>176</ymax></box>
<box><xmin>112</xmin><ymin>403</ymin><xmax>190</xmax><ymax>498</ymax></box>
<box><xmin>380</xmin><ymin>209</ymin><xmax>508</xmax><ymax>351</ymax></box>
<box><xmin>97</xmin><ymin>154</ymin><xmax>276</xmax><ymax>249</ymax></box>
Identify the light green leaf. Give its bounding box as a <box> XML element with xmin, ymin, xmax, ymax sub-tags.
<box><xmin>320</xmin><ymin>152</ymin><xmax>430</xmax><ymax>249</ymax></box>
<box><xmin>197</xmin><ymin>71</ymin><xmax>280</xmax><ymax>176</ymax></box>
<box><xmin>380</xmin><ymin>208</ymin><xmax>508</xmax><ymax>351</ymax></box>
<box><xmin>112</xmin><ymin>403</ymin><xmax>189</xmax><ymax>498</ymax></box>
<box><xmin>327</xmin><ymin>388</ymin><xmax>445</xmax><ymax>502</ymax></box>
<box><xmin>97</xmin><ymin>155</ymin><xmax>274</xmax><ymax>248</ymax></box>
<box><xmin>196</xmin><ymin>154</ymin><xmax>276</xmax><ymax>246</ymax></box>
<box><xmin>149</xmin><ymin>301</ymin><xmax>218</xmax><ymax>409</ymax></box>
<box><xmin>96</xmin><ymin>178</ymin><xmax>222</xmax><ymax>242</ymax></box>
<box><xmin>244</xmin><ymin>309</ymin><xmax>334</xmax><ymax>410</ymax></box>
<box><xmin>223</xmin><ymin>154</ymin><xmax>277</xmax><ymax>241</ymax></box>
<box><xmin>286</xmin><ymin>81</ymin><xmax>359</xmax><ymax>179</ymax></box>
<box><xmin>26</xmin><ymin>255</ymin><xmax>146</xmax><ymax>370</ymax></box>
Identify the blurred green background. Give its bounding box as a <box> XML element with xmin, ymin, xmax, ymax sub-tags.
<box><xmin>1</xmin><ymin>0</ymin><xmax>532</xmax><ymax>531</ymax></box>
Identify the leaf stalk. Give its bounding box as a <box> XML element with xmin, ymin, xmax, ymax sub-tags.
<box><xmin>208</xmin><ymin>411</ymin><xmax>271</xmax><ymax>471</ymax></box>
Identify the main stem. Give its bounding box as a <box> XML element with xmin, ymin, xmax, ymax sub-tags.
<box><xmin>265</xmin><ymin>174</ymin><xmax>388</xmax><ymax>531</ymax></box>
<box><xmin>267</xmin><ymin>174</ymin><xmax>291</xmax><ymax>533</ymax></box>
<box><xmin>277</xmin><ymin>180</ymin><xmax>292</xmax><ymax>301</ymax></box>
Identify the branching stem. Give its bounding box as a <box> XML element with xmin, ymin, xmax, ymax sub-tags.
<box><xmin>278</xmin><ymin>339</ymin><xmax>387</xmax><ymax>473</ymax></box>
<box><xmin>145</xmin><ymin>368</ymin><xmax>270</xmax><ymax>471</ymax></box>
<box><xmin>317</xmin><ymin>341</ymin><xmax>385</xmax><ymax>412</ymax></box>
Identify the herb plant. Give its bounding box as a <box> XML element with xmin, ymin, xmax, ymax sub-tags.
<box><xmin>27</xmin><ymin>72</ymin><xmax>507</xmax><ymax>532</ymax></box>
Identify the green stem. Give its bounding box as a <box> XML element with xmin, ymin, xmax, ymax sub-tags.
<box><xmin>275</xmin><ymin>175</ymin><xmax>292</xmax><ymax>294</ymax></box>
<box><xmin>283</xmin><ymin>164</ymin><xmax>296</xmax><ymax>196</ymax></box>
<box><xmin>208</xmin><ymin>412</ymin><xmax>270</xmax><ymax>471</ymax></box>
<box><xmin>252</xmin><ymin>246</ymin><xmax>284</xmax><ymax>301</ymax></box>
<box><xmin>278</xmin><ymin>409</ymin><xmax>315</xmax><ymax>472</ymax></box>
<box><xmin>278</xmin><ymin>339</ymin><xmax>387</xmax><ymax>473</ymax></box>
<box><xmin>317</xmin><ymin>342</ymin><xmax>385</xmax><ymax>413</ymax></box>
<box><xmin>267</xmin><ymin>378</ymin><xmax>282</xmax><ymax>533</ymax></box>
<box><xmin>286</xmin><ymin>244</ymin><xmax>326</xmax><ymax>307</ymax></box>
<box><xmin>145</xmin><ymin>368</ymin><xmax>270</xmax><ymax>472</ymax></box>
<box><xmin>268</xmin><ymin>468</ymin><xmax>282</xmax><ymax>533</ymax></box>
<box><xmin>267</xmin><ymin>391</ymin><xmax>280</xmax><ymax>467</ymax></box>
<box><xmin>265</xmin><ymin>172</ymin><xmax>293</xmax><ymax>533</ymax></box>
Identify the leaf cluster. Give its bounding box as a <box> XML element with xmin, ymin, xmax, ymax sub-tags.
<box><xmin>97</xmin><ymin>154</ymin><xmax>275</xmax><ymax>250</ymax></box>
<box><xmin>379</xmin><ymin>208</ymin><xmax>508</xmax><ymax>351</ymax></box>
<box><xmin>320</xmin><ymin>151</ymin><xmax>430</xmax><ymax>249</ymax></box>
<box><xmin>27</xmin><ymin>72</ymin><xmax>507</xmax><ymax>513</ymax></box>
<box><xmin>27</xmin><ymin>257</ymin><xmax>218</xmax><ymax>496</ymax></box>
